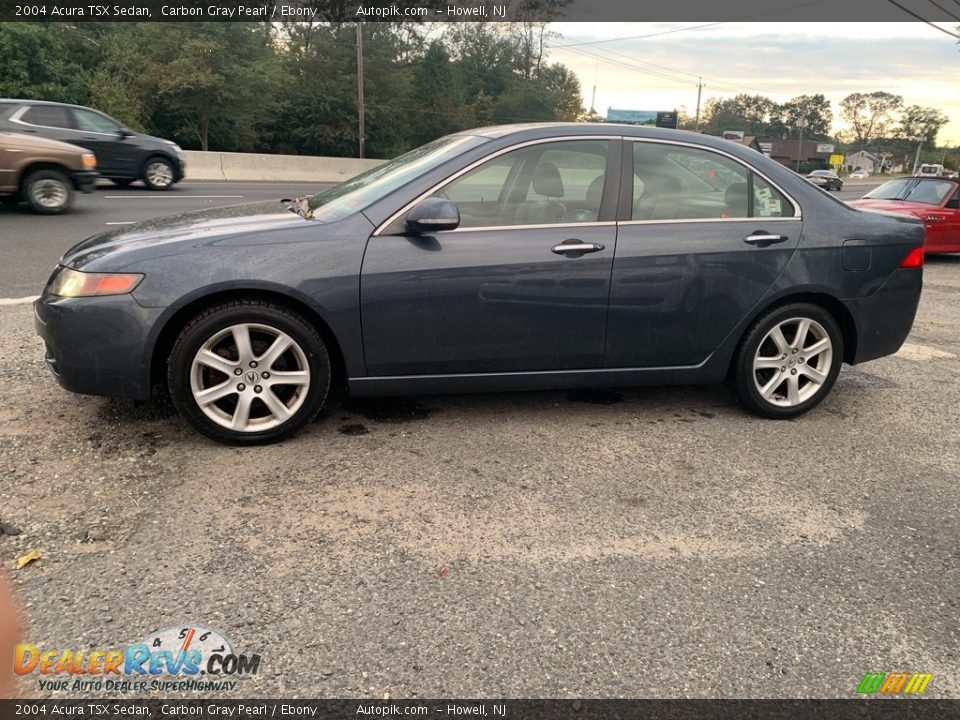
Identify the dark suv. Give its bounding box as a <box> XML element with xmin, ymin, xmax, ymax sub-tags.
<box><xmin>0</xmin><ymin>99</ymin><xmax>185</xmax><ymax>190</ymax></box>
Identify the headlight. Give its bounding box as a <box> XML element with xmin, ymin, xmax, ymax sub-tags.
<box><xmin>48</xmin><ymin>267</ymin><xmax>143</xmax><ymax>298</ymax></box>
<box><xmin>81</xmin><ymin>153</ymin><xmax>97</xmax><ymax>169</ymax></box>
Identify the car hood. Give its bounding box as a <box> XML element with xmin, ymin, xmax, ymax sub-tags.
<box><xmin>61</xmin><ymin>200</ymin><xmax>314</xmax><ymax>269</ymax></box>
<box><xmin>0</xmin><ymin>131</ymin><xmax>88</xmax><ymax>154</ymax></box>
<box><xmin>847</xmin><ymin>198</ymin><xmax>934</xmax><ymax>217</ymax></box>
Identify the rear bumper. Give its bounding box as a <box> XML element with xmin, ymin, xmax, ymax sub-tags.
<box><xmin>72</xmin><ymin>170</ymin><xmax>98</xmax><ymax>193</ymax></box>
<box><xmin>33</xmin><ymin>292</ymin><xmax>161</xmax><ymax>400</ymax></box>
<box><xmin>842</xmin><ymin>268</ymin><xmax>923</xmax><ymax>364</ymax></box>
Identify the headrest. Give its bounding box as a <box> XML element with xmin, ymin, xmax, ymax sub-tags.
<box><xmin>532</xmin><ymin>162</ymin><xmax>564</xmax><ymax>198</ymax></box>
<box><xmin>585</xmin><ymin>175</ymin><xmax>605</xmax><ymax>208</ymax></box>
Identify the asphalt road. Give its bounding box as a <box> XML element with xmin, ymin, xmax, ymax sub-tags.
<box><xmin>0</xmin><ymin>181</ymin><xmax>333</xmax><ymax>299</ymax></box>
<box><xmin>2</xmin><ymin>188</ymin><xmax>958</xmax><ymax>698</ymax></box>
<box><xmin>0</xmin><ymin>180</ymin><xmax>879</xmax><ymax>300</ymax></box>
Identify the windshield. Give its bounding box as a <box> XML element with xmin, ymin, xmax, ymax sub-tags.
<box><xmin>864</xmin><ymin>178</ymin><xmax>955</xmax><ymax>205</ymax></box>
<box><xmin>298</xmin><ymin>134</ymin><xmax>489</xmax><ymax>222</ymax></box>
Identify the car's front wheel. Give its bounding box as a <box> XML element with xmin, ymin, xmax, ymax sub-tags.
<box><xmin>733</xmin><ymin>303</ymin><xmax>843</xmax><ymax>419</ymax></box>
<box><xmin>168</xmin><ymin>300</ymin><xmax>331</xmax><ymax>444</ymax></box>
<box><xmin>23</xmin><ymin>169</ymin><xmax>74</xmax><ymax>214</ymax></box>
<box><xmin>142</xmin><ymin>157</ymin><xmax>176</xmax><ymax>190</ymax></box>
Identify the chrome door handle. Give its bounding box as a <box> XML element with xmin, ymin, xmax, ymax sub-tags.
<box><xmin>552</xmin><ymin>240</ymin><xmax>605</xmax><ymax>255</ymax></box>
<box><xmin>743</xmin><ymin>233</ymin><xmax>788</xmax><ymax>247</ymax></box>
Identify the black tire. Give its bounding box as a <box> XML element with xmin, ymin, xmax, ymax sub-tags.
<box><xmin>22</xmin><ymin>168</ymin><xmax>74</xmax><ymax>215</ymax></box>
<box><xmin>142</xmin><ymin>156</ymin><xmax>175</xmax><ymax>190</ymax></box>
<box><xmin>167</xmin><ymin>300</ymin><xmax>331</xmax><ymax>445</ymax></box>
<box><xmin>110</xmin><ymin>177</ymin><xmax>136</xmax><ymax>188</ymax></box>
<box><xmin>732</xmin><ymin>302</ymin><xmax>843</xmax><ymax>419</ymax></box>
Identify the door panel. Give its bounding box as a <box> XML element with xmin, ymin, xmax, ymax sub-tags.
<box><xmin>606</xmin><ymin>139</ymin><xmax>802</xmax><ymax>368</ymax></box>
<box><xmin>606</xmin><ymin>219</ymin><xmax>801</xmax><ymax>367</ymax></box>
<box><xmin>361</xmin><ymin>226</ymin><xmax>616</xmax><ymax>375</ymax></box>
<box><xmin>69</xmin><ymin>108</ymin><xmax>130</xmax><ymax>177</ymax></box>
<box><xmin>361</xmin><ymin>137</ymin><xmax>620</xmax><ymax>377</ymax></box>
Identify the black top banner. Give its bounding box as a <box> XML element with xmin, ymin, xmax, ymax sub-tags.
<box><xmin>2</xmin><ymin>0</ymin><xmax>960</xmax><ymax>22</ymax></box>
<box><xmin>4</xmin><ymin>699</ymin><xmax>960</xmax><ymax>720</ymax></box>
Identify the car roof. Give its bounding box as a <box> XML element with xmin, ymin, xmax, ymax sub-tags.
<box><xmin>453</xmin><ymin>122</ymin><xmax>775</xmax><ymax>160</ymax></box>
<box><xmin>0</xmin><ymin>98</ymin><xmax>85</xmax><ymax>109</ymax></box>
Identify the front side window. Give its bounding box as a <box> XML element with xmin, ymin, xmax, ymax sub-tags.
<box><xmin>433</xmin><ymin>140</ymin><xmax>610</xmax><ymax>228</ymax></box>
<box><xmin>21</xmin><ymin>105</ymin><xmax>72</xmax><ymax>129</ymax></box>
<box><xmin>631</xmin><ymin>142</ymin><xmax>794</xmax><ymax>220</ymax></box>
<box><xmin>73</xmin><ymin>108</ymin><xmax>121</xmax><ymax>134</ymax></box>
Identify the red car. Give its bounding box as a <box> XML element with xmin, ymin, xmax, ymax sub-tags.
<box><xmin>849</xmin><ymin>177</ymin><xmax>960</xmax><ymax>254</ymax></box>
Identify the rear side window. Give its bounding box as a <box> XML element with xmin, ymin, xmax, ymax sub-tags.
<box><xmin>631</xmin><ymin>142</ymin><xmax>794</xmax><ymax>220</ymax></box>
<box><xmin>21</xmin><ymin>104</ymin><xmax>73</xmax><ymax>129</ymax></box>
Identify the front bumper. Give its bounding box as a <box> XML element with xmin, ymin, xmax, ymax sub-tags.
<box><xmin>72</xmin><ymin>170</ymin><xmax>98</xmax><ymax>193</ymax></box>
<box><xmin>34</xmin><ymin>292</ymin><xmax>162</xmax><ymax>400</ymax></box>
<box><xmin>842</xmin><ymin>268</ymin><xmax>923</xmax><ymax>364</ymax></box>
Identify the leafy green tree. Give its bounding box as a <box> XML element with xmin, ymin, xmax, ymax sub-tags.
<box><xmin>701</xmin><ymin>94</ymin><xmax>778</xmax><ymax>136</ymax></box>
<box><xmin>839</xmin><ymin>91</ymin><xmax>903</xmax><ymax>145</ymax></box>
<box><xmin>773</xmin><ymin>94</ymin><xmax>833</xmax><ymax>139</ymax></box>
<box><xmin>897</xmin><ymin>105</ymin><xmax>949</xmax><ymax>146</ymax></box>
<box><xmin>0</xmin><ymin>24</ymin><xmax>86</xmax><ymax>103</ymax></box>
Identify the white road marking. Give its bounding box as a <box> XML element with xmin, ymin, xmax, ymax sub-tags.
<box><xmin>0</xmin><ymin>295</ymin><xmax>39</xmax><ymax>306</ymax></box>
<box><xmin>105</xmin><ymin>221</ymin><xmax>137</xmax><ymax>226</ymax></box>
<box><xmin>895</xmin><ymin>343</ymin><xmax>957</xmax><ymax>361</ymax></box>
<box><xmin>103</xmin><ymin>195</ymin><xmax>244</xmax><ymax>200</ymax></box>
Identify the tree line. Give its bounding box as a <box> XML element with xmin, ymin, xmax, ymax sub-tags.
<box><xmin>689</xmin><ymin>91</ymin><xmax>951</xmax><ymax>161</ymax></box>
<box><xmin>0</xmin><ymin>22</ymin><xmax>583</xmax><ymax>158</ymax></box>
<box><xmin>0</xmin><ymin>22</ymin><xmax>952</xmax><ymax>164</ymax></box>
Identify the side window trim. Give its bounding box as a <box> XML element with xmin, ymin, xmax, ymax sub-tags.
<box><xmin>620</xmin><ymin>138</ymin><xmax>801</xmax><ymax>223</ymax></box>
<box><xmin>375</xmin><ymin>135</ymin><xmax>621</xmax><ymax>236</ymax></box>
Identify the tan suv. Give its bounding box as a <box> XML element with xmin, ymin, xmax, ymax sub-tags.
<box><xmin>0</xmin><ymin>131</ymin><xmax>98</xmax><ymax>214</ymax></box>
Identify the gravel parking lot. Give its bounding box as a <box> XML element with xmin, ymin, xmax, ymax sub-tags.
<box><xmin>2</xmin><ymin>256</ymin><xmax>959</xmax><ymax>699</ymax></box>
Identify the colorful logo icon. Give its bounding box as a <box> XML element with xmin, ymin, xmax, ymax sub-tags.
<box><xmin>856</xmin><ymin>672</ymin><xmax>933</xmax><ymax>695</ymax></box>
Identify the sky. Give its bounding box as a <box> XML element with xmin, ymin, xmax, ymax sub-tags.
<box><xmin>545</xmin><ymin>22</ymin><xmax>960</xmax><ymax>147</ymax></box>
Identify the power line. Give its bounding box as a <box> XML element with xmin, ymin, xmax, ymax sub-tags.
<box><xmin>926</xmin><ymin>0</ymin><xmax>960</xmax><ymax>21</ymax></box>
<box><xmin>885</xmin><ymin>0</ymin><xmax>960</xmax><ymax>37</ymax></box>
<box><xmin>549</xmin><ymin>23</ymin><xmax>727</xmax><ymax>49</ymax></box>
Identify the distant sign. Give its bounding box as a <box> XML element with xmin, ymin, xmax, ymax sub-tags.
<box><xmin>722</xmin><ymin>130</ymin><xmax>745</xmax><ymax>141</ymax></box>
<box><xmin>656</xmin><ymin>111</ymin><xmax>678</xmax><ymax>129</ymax></box>
<box><xmin>817</xmin><ymin>143</ymin><xmax>835</xmax><ymax>154</ymax></box>
<box><xmin>758</xmin><ymin>142</ymin><xmax>773</xmax><ymax>156</ymax></box>
<box><xmin>606</xmin><ymin>109</ymin><xmax>658</xmax><ymax>126</ymax></box>
<box><xmin>829</xmin><ymin>154</ymin><xmax>845</xmax><ymax>166</ymax></box>
<box><xmin>604</xmin><ymin>109</ymin><xmax>679</xmax><ymax>129</ymax></box>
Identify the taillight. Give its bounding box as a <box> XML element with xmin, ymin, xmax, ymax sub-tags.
<box><xmin>900</xmin><ymin>246</ymin><xmax>924</xmax><ymax>269</ymax></box>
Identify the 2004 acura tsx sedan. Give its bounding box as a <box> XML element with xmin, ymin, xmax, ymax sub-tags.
<box><xmin>34</xmin><ymin>124</ymin><xmax>924</xmax><ymax>445</ymax></box>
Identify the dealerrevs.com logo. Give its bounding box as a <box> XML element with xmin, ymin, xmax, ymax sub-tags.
<box><xmin>14</xmin><ymin>624</ymin><xmax>261</xmax><ymax>693</ymax></box>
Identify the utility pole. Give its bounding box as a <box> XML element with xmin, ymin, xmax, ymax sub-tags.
<box><xmin>694</xmin><ymin>77</ymin><xmax>703</xmax><ymax>131</ymax></box>
<box><xmin>912</xmin><ymin>135</ymin><xmax>926</xmax><ymax>175</ymax></box>
<box><xmin>590</xmin><ymin>61</ymin><xmax>598</xmax><ymax>113</ymax></box>
<box><xmin>356</xmin><ymin>22</ymin><xmax>365</xmax><ymax>159</ymax></box>
<box><xmin>795</xmin><ymin>117</ymin><xmax>809</xmax><ymax>173</ymax></box>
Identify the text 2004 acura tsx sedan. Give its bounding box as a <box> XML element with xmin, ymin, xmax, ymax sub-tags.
<box><xmin>35</xmin><ymin>124</ymin><xmax>924</xmax><ymax>445</ymax></box>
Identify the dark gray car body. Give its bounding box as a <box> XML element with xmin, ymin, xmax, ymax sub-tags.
<box><xmin>0</xmin><ymin>99</ymin><xmax>185</xmax><ymax>184</ymax></box>
<box><xmin>34</xmin><ymin>124</ymin><xmax>924</xmax><ymax>401</ymax></box>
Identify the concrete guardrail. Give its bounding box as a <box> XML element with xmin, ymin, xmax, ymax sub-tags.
<box><xmin>182</xmin><ymin>150</ymin><xmax>384</xmax><ymax>183</ymax></box>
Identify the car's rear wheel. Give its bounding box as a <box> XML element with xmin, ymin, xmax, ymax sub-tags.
<box><xmin>23</xmin><ymin>169</ymin><xmax>74</xmax><ymax>215</ymax></box>
<box><xmin>733</xmin><ymin>303</ymin><xmax>843</xmax><ymax>419</ymax></box>
<box><xmin>168</xmin><ymin>300</ymin><xmax>331</xmax><ymax>445</ymax></box>
<box><xmin>142</xmin><ymin>157</ymin><xmax>175</xmax><ymax>190</ymax></box>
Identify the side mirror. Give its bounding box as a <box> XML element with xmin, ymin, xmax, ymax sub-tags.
<box><xmin>406</xmin><ymin>197</ymin><xmax>460</xmax><ymax>234</ymax></box>
<box><xmin>117</xmin><ymin>129</ymin><xmax>133</xmax><ymax>139</ymax></box>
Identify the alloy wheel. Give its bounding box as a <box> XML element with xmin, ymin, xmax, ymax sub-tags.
<box><xmin>30</xmin><ymin>179</ymin><xmax>69</xmax><ymax>209</ymax></box>
<box><xmin>145</xmin><ymin>161</ymin><xmax>174</xmax><ymax>188</ymax></box>
<box><xmin>752</xmin><ymin>317</ymin><xmax>833</xmax><ymax>407</ymax></box>
<box><xmin>189</xmin><ymin>323</ymin><xmax>311</xmax><ymax>432</ymax></box>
